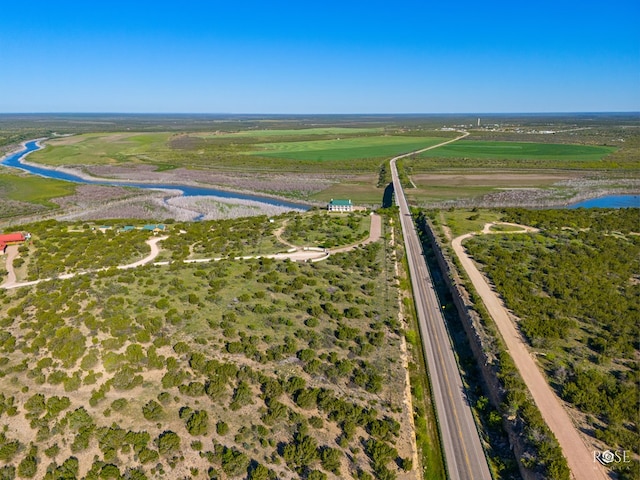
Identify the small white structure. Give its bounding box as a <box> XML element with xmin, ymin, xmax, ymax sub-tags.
<box><xmin>327</xmin><ymin>199</ymin><xmax>353</xmax><ymax>212</ymax></box>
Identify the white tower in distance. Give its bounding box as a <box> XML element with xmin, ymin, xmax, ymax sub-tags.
<box><xmin>477</xmin><ymin>117</ymin><xmax>481</xmax><ymax>127</ymax></box>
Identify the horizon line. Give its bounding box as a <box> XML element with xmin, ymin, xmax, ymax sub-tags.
<box><xmin>1</xmin><ymin>111</ymin><xmax>639</xmax><ymax>116</ymax></box>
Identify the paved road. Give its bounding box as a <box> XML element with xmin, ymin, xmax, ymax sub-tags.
<box><xmin>390</xmin><ymin>134</ymin><xmax>492</xmax><ymax>480</ymax></box>
<box><xmin>453</xmin><ymin>226</ymin><xmax>608</xmax><ymax>480</ymax></box>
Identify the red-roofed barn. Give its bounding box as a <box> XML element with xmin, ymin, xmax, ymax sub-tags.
<box><xmin>0</xmin><ymin>232</ymin><xmax>29</xmax><ymax>253</ymax></box>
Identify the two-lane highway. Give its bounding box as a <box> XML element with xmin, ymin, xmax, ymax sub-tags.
<box><xmin>390</xmin><ymin>133</ymin><xmax>492</xmax><ymax>480</ymax></box>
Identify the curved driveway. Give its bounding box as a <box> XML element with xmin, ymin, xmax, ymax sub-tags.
<box><xmin>2</xmin><ymin>245</ymin><xmax>19</xmax><ymax>287</ymax></box>
<box><xmin>390</xmin><ymin>133</ymin><xmax>493</xmax><ymax>480</ymax></box>
<box><xmin>1</xmin><ymin>236</ymin><xmax>168</xmax><ymax>290</ymax></box>
<box><xmin>2</xmin><ymin>215</ymin><xmax>382</xmax><ymax>290</ymax></box>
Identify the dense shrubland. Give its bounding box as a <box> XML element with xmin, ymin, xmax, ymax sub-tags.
<box><xmin>463</xmin><ymin>208</ymin><xmax>639</xmax><ymax>479</ymax></box>
<box><xmin>282</xmin><ymin>211</ymin><xmax>370</xmax><ymax>248</ymax></box>
<box><xmin>0</xmin><ymin>213</ymin><xmax>411</xmax><ymax>479</ymax></box>
<box><xmin>162</xmin><ymin>215</ymin><xmax>282</xmax><ymax>260</ymax></box>
<box><xmin>19</xmin><ymin>220</ymin><xmax>151</xmax><ymax>279</ymax></box>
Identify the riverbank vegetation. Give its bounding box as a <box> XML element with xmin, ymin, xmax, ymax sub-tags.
<box><xmin>0</xmin><ymin>212</ymin><xmax>418</xmax><ymax>479</ymax></box>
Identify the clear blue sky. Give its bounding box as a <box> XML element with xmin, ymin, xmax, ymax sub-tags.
<box><xmin>1</xmin><ymin>0</ymin><xmax>638</xmax><ymax>113</ymax></box>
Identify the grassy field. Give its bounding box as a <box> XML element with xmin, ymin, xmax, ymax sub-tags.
<box><xmin>437</xmin><ymin>209</ymin><xmax>504</xmax><ymax>237</ymax></box>
<box><xmin>251</xmin><ymin>136</ymin><xmax>445</xmax><ymax>162</ymax></box>
<box><xmin>17</xmin><ymin>122</ymin><xmax>640</xmax><ymax>208</ymax></box>
<box><xmin>0</xmin><ymin>172</ymin><xmax>76</xmax><ymax>220</ymax></box>
<box><xmin>418</xmin><ymin>141</ymin><xmax>615</xmax><ymax>161</ymax></box>
<box><xmin>0</xmin><ymin>173</ymin><xmax>75</xmax><ymax>206</ymax></box>
<box><xmin>281</xmin><ymin>211</ymin><xmax>371</xmax><ymax>247</ymax></box>
<box><xmin>29</xmin><ymin>133</ymin><xmax>171</xmax><ymax>166</ymax></box>
<box><xmin>404</xmin><ymin>172</ymin><xmax>575</xmax><ymax>204</ymax></box>
<box><xmin>310</xmin><ymin>176</ymin><xmax>384</xmax><ymax>205</ymax></box>
<box><xmin>30</xmin><ymin>132</ymin><xmax>446</xmax><ymax>176</ymax></box>
<box><xmin>31</xmin><ymin>131</ymin><xmax>423</xmax><ymax>167</ymax></box>
<box><xmin>407</xmin><ymin>140</ymin><xmax>623</xmax><ymax>172</ymax></box>
<box><xmin>196</xmin><ymin>127</ymin><xmax>385</xmax><ymax>138</ymax></box>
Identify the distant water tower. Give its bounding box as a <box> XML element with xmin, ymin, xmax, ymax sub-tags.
<box><xmin>477</xmin><ymin>118</ymin><xmax>481</xmax><ymax>127</ymax></box>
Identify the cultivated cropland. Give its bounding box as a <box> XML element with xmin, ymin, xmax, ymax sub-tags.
<box><xmin>0</xmin><ymin>113</ymin><xmax>638</xmax><ymax>480</ymax></box>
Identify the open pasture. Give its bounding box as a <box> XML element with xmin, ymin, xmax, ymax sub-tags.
<box><xmin>310</xmin><ymin>174</ymin><xmax>383</xmax><ymax>205</ymax></box>
<box><xmin>417</xmin><ymin>141</ymin><xmax>615</xmax><ymax>161</ymax></box>
<box><xmin>31</xmin><ymin>132</ymin><xmax>445</xmax><ymax>173</ymax></box>
<box><xmin>405</xmin><ymin>171</ymin><xmax>576</xmax><ymax>203</ymax></box>
<box><xmin>30</xmin><ymin>133</ymin><xmax>171</xmax><ymax>166</ymax></box>
<box><xmin>196</xmin><ymin>127</ymin><xmax>384</xmax><ymax>138</ymax></box>
<box><xmin>0</xmin><ymin>172</ymin><xmax>75</xmax><ymax>206</ymax></box>
<box><xmin>251</xmin><ymin>136</ymin><xmax>445</xmax><ymax>162</ymax></box>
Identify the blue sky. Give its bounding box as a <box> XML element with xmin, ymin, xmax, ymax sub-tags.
<box><xmin>1</xmin><ymin>0</ymin><xmax>638</xmax><ymax>113</ymax></box>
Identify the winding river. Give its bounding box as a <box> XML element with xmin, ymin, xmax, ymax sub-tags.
<box><xmin>3</xmin><ymin>140</ymin><xmax>637</xmax><ymax>211</ymax></box>
<box><xmin>1</xmin><ymin>140</ymin><xmax>308</xmax><ymax>211</ymax></box>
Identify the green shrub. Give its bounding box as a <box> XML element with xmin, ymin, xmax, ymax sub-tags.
<box><xmin>216</xmin><ymin>421</ymin><xmax>229</xmax><ymax>436</ymax></box>
<box><xmin>142</xmin><ymin>400</ymin><xmax>164</xmax><ymax>421</ymax></box>
<box><xmin>156</xmin><ymin>431</ymin><xmax>180</xmax><ymax>456</ymax></box>
<box><xmin>185</xmin><ymin>410</ymin><xmax>209</xmax><ymax>436</ymax></box>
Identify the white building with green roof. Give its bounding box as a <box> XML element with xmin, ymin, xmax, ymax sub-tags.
<box><xmin>327</xmin><ymin>199</ymin><xmax>353</xmax><ymax>212</ymax></box>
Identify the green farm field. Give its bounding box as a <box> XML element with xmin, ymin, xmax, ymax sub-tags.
<box><xmin>407</xmin><ymin>140</ymin><xmax>623</xmax><ymax>171</ymax></box>
<box><xmin>29</xmin><ymin>133</ymin><xmax>171</xmax><ymax>166</ymax></box>
<box><xmin>0</xmin><ymin>171</ymin><xmax>76</xmax><ymax>220</ymax></box>
<box><xmin>195</xmin><ymin>127</ymin><xmax>385</xmax><ymax>138</ymax></box>
<box><xmin>30</xmin><ymin>132</ymin><xmax>446</xmax><ymax>173</ymax></box>
<box><xmin>18</xmin><ymin>122</ymin><xmax>638</xmax><ymax>208</ymax></box>
<box><xmin>251</xmin><ymin>136</ymin><xmax>445</xmax><ymax>162</ymax></box>
<box><xmin>418</xmin><ymin>141</ymin><xmax>615</xmax><ymax>161</ymax></box>
<box><xmin>0</xmin><ymin>173</ymin><xmax>75</xmax><ymax>206</ymax></box>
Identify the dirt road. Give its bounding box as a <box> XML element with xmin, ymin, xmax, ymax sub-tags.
<box><xmin>330</xmin><ymin>213</ymin><xmax>381</xmax><ymax>253</ymax></box>
<box><xmin>1</xmin><ymin>236</ymin><xmax>168</xmax><ymax>290</ymax></box>
<box><xmin>2</xmin><ymin>216</ymin><xmax>382</xmax><ymax>291</ymax></box>
<box><xmin>1</xmin><ymin>245</ymin><xmax>19</xmax><ymax>288</ymax></box>
<box><xmin>118</xmin><ymin>236</ymin><xmax>167</xmax><ymax>270</ymax></box>
<box><xmin>452</xmin><ymin>224</ymin><xmax>608</xmax><ymax>480</ymax></box>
